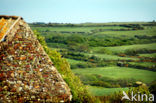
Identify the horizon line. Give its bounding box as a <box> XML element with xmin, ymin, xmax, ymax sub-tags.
<box><xmin>28</xmin><ymin>20</ymin><xmax>155</xmax><ymax>24</ymax></box>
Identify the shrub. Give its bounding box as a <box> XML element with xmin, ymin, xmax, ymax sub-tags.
<box><xmin>149</xmin><ymin>80</ymin><xmax>156</xmax><ymax>96</ymax></box>
<box><xmin>125</xmin><ymin>48</ymin><xmax>153</xmax><ymax>56</ymax></box>
<box><xmin>103</xmin><ymin>85</ymin><xmax>151</xmax><ymax>102</ymax></box>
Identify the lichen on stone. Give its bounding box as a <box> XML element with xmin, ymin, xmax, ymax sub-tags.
<box><xmin>0</xmin><ymin>16</ymin><xmax>71</xmax><ymax>103</ymax></box>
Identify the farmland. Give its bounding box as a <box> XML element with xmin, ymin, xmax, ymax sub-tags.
<box><xmin>88</xmin><ymin>86</ymin><xmax>129</xmax><ymax>96</ymax></box>
<box><xmin>72</xmin><ymin>66</ymin><xmax>156</xmax><ymax>84</ymax></box>
<box><xmin>92</xmin><ymin>43</ymin><xmax>156</xmax><ymax>54</ymax></box>
<box><xmin>30</xmin><ymin>22</ymin><xmax>156</xmax><ymax>96</ymax></box>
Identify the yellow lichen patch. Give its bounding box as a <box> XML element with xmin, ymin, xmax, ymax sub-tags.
<box><xmin>0</xmin><ymin>18</ymin><xmax>5</xmax><ymax>31</ymax></box>
<box><xmin>0</xmin><ymin>18</ymin><xmax>8</xmax><ymax>41</ymax></box>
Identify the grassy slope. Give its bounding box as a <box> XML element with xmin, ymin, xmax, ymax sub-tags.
<box><xmin>84</xmin><ymin>53</ymin><xmax>139</xmax><ymax>61</ymax></box>
<box><xmin>97</xmin><ymin>26</ymin><xmax>156</xmax><ymax>37</ymax></box>
<box><xmin>32</xmin><ymin>23</ymin><xmax>156</xmax><ymax>98</ymax></box>
<box><xmin>88</xmin><ymin>86</ymin><xmax>129</xmax><ymax>96</ymax></box>
<box><xmin>31</xmin><ymin>26</ymin><xmax>126</xmax><ymax>32</ymax></box>
<box><xmin>66</xmin><ymin>58</ymin><xmax>86</xmax><ymax>65</ymax></box>
<box><xmin>93</xmin><ymin>43</ymin><xmax>156</xmax><ymax>54</ymax></box>
<box><xmin>129</xmin><ymin>62</ymin><xmax>156</xmax><ymax>69</ymax></box>
<box><xmin>139</xmin><ymin>53</ymin><xmax>156</xmax><ymax>58</ymax></box>
<box><xmin>72</xmin><ymin>66</ymin><xmax>156</xmax><ymax>84</ymax></box>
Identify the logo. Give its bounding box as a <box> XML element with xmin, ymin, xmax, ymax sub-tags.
<box><xmin>121</xmin><ymin>91</ymin><xmax>154</xmax><ymax>102</ymax></box>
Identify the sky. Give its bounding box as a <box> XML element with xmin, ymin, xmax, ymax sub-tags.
<box><xmin>0</xmin><ymin>0</ymin><xmax>156</xmax><ymax>23</ymax></box>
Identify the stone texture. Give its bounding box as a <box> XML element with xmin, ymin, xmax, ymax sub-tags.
<box><xmin>0</xmin><ymin>16</ymin><xmax>71</xmax><ymax>102</ymax></box>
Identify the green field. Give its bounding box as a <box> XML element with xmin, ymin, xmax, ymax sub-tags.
<box><xmin>88</xmin><ymin>86</ymin><xmax>129</xmax><ymax>96</ymax></box>
<box><xmin>93</xmin><ymin>43</ymin><xmax>156</xmax><ymax>54</ymax></box>
<box><xmin>72</xmin><ymin>66</ymin><xmax>156</xmax><ymax>84</ymax></box>
<box><xmin>66</xmin><ymin>58</ymin><xmax>85</xmax><ymax>65</ymax></box>
<box><xmin>97</xmin><ymin>26</ymin><xmax>156</xmax><ymax>37</ymax></box>
<box><xmin>31</xmin><ymin>22</ymin><xmax>156</xmax><ymax>97</ymax></box>
<box><xmin>139</xmin><ymin>53</ymin><xmax>156</xmax><ymax>58</ymax></box>
<box><xmin>32</xmin><ymin>26</ymin><xmax>126</xmax><ymax>32</ymax></box>
<box><xmin>84</xmin><ymin>53</ymin><xmax>139</xmax><ymax>61</ymax></box>
<box><xmin>129</xmin><ymin>62</ymin><xmax>156</xmax><ymax>68</ymax></box>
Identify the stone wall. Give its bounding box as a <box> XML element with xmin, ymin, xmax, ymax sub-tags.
<box><xmin>0</xmin><ymin>17</ymin><xmax>71</xmax><ymax>102</ymax></box>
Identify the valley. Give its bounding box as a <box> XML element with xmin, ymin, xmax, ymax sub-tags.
<box><xmin>30</xmin><ymin>22</ymin><xmax>156</xmax><ymax>97</ymax></box>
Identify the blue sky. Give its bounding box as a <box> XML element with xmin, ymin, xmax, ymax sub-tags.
<box><xmin>0</xmin><ymin>0</ymin><xmax>156</xmax><ymax>23</ymax></box>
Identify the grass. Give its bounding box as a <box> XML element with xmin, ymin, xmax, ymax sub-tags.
<box><xmin>129</xmin><ymin>62</ymin><xmax>156</xmax><ymax>68</ymax></box>
<box><xmin>66</xmin><ymin>58</ymin><xmax>85</xmax><ymax>65</ymax></box>
<box><xmin>88</xmin><ymin>86</ymin><xmax>129</xmax><ymax>96</ymax></box>
<box><xmin>97</xmin><ymin>26</ymin><xmax>156</xmax><ymax>37</ymax></box>
<box><xmin>32</xmin><ymin>23</ymin><xmax>156</xmax><ymax>98</ymax></box>
<box><xmin>93</xmin><ymin>43</ymin><xmax>156</xmax><ymax>54</ymax></box>
<box><xmin>139</xmin><ymin>53</ymin><xmax>156</xmax><ymax>58</ymax></box>
<box><xmin>32</xmin><ymin>26</ymin><xmax>127</xmax><ymax>32</ymax></box>
<box><xmin>84</xmin><ymin>53</ymin><xmax>139</xmax><ymax>61</ymax></box>
<box><xmin>72</xmin><ymin>66</ymin><xmax>156</xmax><ymax>84</ymax></box>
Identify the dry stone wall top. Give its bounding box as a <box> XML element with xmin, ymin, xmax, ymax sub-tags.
<box><xmin>0</xmin><ymin>16</ymin><xmax>71</xmax><ymax>103</ymax></box>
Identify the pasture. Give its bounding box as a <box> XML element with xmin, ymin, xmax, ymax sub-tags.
<box><xmin>88</xmin><ymin>86</ymin><xmax>129</xmax><ymax>96</ymax></box>
<box><xmin>97</xmin><ymin>26</ymin><xmax>156</xmax><ymax>37</ymax></box>
<box><xmin>93</xmin><ymin>43</ymin><xmax>156</xmax><ymax>54</ymax></box>
<box><xmin>139</xmin><ymin>53</ymin><xmax>156</xmax><ymax>58</ymax></box>
<box><xmin>83</xmin><ymin>53</ymin><xmax>139</xmax><ymax>61</ymax></box>
<box><xmin>31</xmin><ymin>22</ymin><xmax>156</xmax><ymax>96</ymax></box>
<box><xmin>31</xmin><ymin>26</ymin><xmax>126</xmax><ymax>32</ymax></box>
<box><xmin>72</xmin><ymin>66</ymin><xmax>156</xmax><ymax>84</ymax></box>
